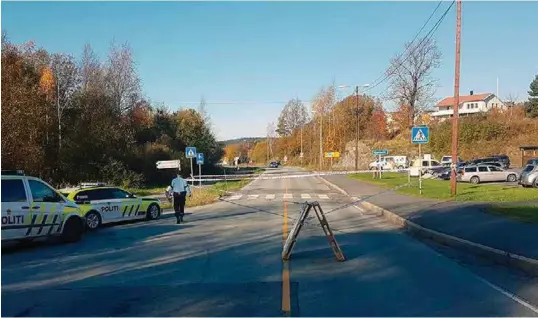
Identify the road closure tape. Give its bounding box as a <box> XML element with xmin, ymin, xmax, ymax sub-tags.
<box><xmin>185</xmin><ymin>168</ymin><xmax>410</xmax><ymax>182</ymax></box>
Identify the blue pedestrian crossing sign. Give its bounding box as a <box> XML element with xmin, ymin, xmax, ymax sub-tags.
<box><xmin>196</xmin><ymin>153</ymin><xmax>204</xmax><ymax>165</ymax></box>
<box><xmin>186</xmin><ymin>147</ymin><xmax>197</xmax><ymax>158</ymax></box>
<box><xmin>411</xmin><ymin>126</ymin><xmax>429</xmax><ymax>144</ymax></box>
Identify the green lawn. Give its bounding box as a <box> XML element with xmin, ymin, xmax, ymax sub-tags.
<box><xmin>349</xmin><ymin>172</ymin><xmax>538</xmax><ymax>202</ymax></box>
<box><xmin>488</xmin><ymin>204</ymin><xmax>538</xmax><ymax>224</ymax></box>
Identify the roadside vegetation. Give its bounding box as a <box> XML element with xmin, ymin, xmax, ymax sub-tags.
<box><xmin>349</xmin><ymin>172</ymin><xmax>538</xmax><ymax>202</ymax></box>
<box><xmin>1</xmin><ymin>34</ymin><xmax>223</xmax><ymax>189</ymax></box>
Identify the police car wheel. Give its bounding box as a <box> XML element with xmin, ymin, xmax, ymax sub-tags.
<box><xmin>85</xmin><ymin>211</ymin><xmax>102</xmax><ymax>231</ymax></box>
<box><xmin>62</xmin><ymin>217</ymin><xmax>84</xmax><ymax>243</ymax></box>
<box><xmin>146</xmin><ymin>204</ymin><xmax>160</xmax><ymax>220</ymax></box>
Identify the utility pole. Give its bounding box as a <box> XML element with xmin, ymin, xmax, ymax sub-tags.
<box><xmin>355</xmin><ymin>85</ymin><xmax>360</xmax><ymax>171</ymax></box>
<box><xmin>450</xmin><ymin>0</ymin><xmax>462</xmax><ymax>197</ymax></box>
<box><xmin>56</xmin><ymin>70</ymin><xmax>62</xmax><ymax>150</ymax></box>
<box><xmin>300</xmin><ymin>125</ymin><xmax>303</xmax><ymax>166</ymax></box>
<box><xmin>319</xmin><ymin>115</ymin><xmax>323</xmax><ymax>170</ymax></box>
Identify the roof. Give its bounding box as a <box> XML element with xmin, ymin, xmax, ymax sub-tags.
<box><xmin>436</xmin><ymin>93</ymin><xmax>492</xmax><ymax>107</ymax></box>
<box><xmin>520</xmin><ymin>146</ymin><xmax>538</xmax><ymax>151</ymax></box>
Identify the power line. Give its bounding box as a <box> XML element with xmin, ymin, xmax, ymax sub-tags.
<box><xmin>363</xmin><ymin>0</ymin><xmax>455</xmax><ymax>95</ymax></box>
<box><xmin>365</xmin><ymin>1</ymin><xmax>444</xmax><ymax>92</ymax></box>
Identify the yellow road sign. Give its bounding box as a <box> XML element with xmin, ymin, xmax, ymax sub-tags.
<box><xmin>324</xmin><ymin>152</ymin><xmax>340</xmax><ymax>158</ymax></box>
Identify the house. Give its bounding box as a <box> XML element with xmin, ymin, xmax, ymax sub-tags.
<box><xmin>431</xmin><ymin>91</ymin><xmax>506</xmax><ymax>120</ymax></box>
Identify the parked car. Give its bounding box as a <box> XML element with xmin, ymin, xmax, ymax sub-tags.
<box><xmin>369</xmin><ymin>156</ymin><xmax>409</xmax><ymax>170</ymax></box>
<box><xmin>519</xmin><ymin>164</ymin><xmax>538</xmax><ymax>188</ymax></box>
<box><xmin>440</xmin><ymin>155</ymin><xmax>463</xmax><ymax>167</ymax></box>
<box><xmin>409</xmin><ymin>159</ymin><xmax>443</xmax><ymax>177</ymax></box>
<box><xmin>477</xmin><ymin>162</ymin><xmax>503</xmax><ymax>169</ymax></box>
<box><xmin>269</xmin><ymin>161</ymin><xmax>279</xmax><ymax>168</ymax></box>
<box><xmin>525</xmin><ymin>158</ymin><xmax>538</xmax><ymax>166</ymax></box>
<box><xmin>490</xmin><ymin>154</ymin><xmax>511</xmax><ymax>169</ymax></box>
<box><xmin>470</xmin><ymin>157</ymin><xmax>507</xmax><ymax>169</ymax></box>
<box><xmin>458</xmin><ymin>165</ymin><xmax>519</xmax><ymax>184</ymax></box>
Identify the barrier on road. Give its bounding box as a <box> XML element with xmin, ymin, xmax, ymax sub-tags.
<box><xmin>282</xmin><ymin>201</ymin><xmax>345</xmax><ymax>262</ymax></box>
<box><xmin>186</xmin><ymin>168</ymin><xmax>410</xmax><ymax>183</ymax></box>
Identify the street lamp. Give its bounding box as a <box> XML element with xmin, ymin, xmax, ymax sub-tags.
<box><xmin>337</xmin><ymin>84</ymin><xmax>370</xmax><ymax>171</ymax></box>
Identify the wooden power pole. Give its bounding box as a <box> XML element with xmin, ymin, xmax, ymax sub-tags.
<box><xmin>355</xmin><ymin>85</ymin><xmax>360</xmax><ymax>171</ymax></box>
<box><xmin>450</xmin><ymin>0</ymin><xmax>462</xmax><ymax>196</ymax></box>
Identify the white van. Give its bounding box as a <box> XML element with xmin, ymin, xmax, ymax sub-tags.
<box><xmin>369</xmin><ymin>156</ymin><xmax>409</xmax><ymax>170</ymax></box>
<box><xmin>409</xmin><ymin>159</ymin><xmax>443</xmax><ymax>177</ymax></box>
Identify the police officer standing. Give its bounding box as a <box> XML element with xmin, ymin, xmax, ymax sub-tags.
<box><xmin>167</xmin><ymin>173</ymin><xmax>192</xmax><ymax>224</ymax></box>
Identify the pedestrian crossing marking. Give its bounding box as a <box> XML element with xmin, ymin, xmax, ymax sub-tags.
<box><xmin>229</xmin><ymin>194</ymin><xmax>243</xmax><ymax>200</ymax></box>
<box><xmin>247</xmin><ymin>194</ymin><xmax>259</xmax><ymax>199</ymax></box>
<box><xmin>318</xmin><ymin>194</ymin><xmax>329</xmax><ymax>199</ymax></box>
<box><xmin>283</xmin><ymin>194</ymin><xmax>293</xmax><ymax>199</ymax></box>
<box><xmin>301</xmin><ymin>194</ymin><xmax>311</xmax><ymax>199</ymax></box>
<box><xmin>265</xmin><ymin>194</ymin><xmax>275</xmax><ymax>200</ymax></box>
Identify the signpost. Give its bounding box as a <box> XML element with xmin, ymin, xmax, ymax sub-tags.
<box><xmin>324</xmin><ymin>152</ymin><xmax>340</xmax><ymax>170</ymax></box>
<box><xmin>156</xmin><ymin>160</ymin><xmax>181</xmax><ymax>170</ymax></box>
<box><xmin>185</xmin><ymin>147</ymin><xmax>197</xmax><ymax>186</ymax></box>
<box><xmin>411</xmin><ymin>126</ymin><xmax>430</xmax><ymax>195</ymax></box>
<box><xmin>372</xmin><ymin>150</ymin><xmax>388</xmax><ymax>179</ymax></box>
<box><xmin>196</xmin><ymin>153</ymin><xmax>204</xmax><ymax>187</ymax></box>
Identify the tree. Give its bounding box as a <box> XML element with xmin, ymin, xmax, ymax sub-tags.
<box><xmin>276</xmin><ymin>98</ymin><xmax>309</xmax><ymax>136</ymax></box>
<box><xmin>386</xmin><ymin>37</ymin><xmax>441</xmax><ymax>129</ymax></box>
<box><xmin>105</xmin><ymin>41</ymin><xmax>141</xmax><ymax>113</ymax></box>
<box><xmin>525</xmin><ymin>75</ymin><xmax>538</xmax><ymax>118</ymax></box>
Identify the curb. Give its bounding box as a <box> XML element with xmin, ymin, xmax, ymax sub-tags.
<box><xmin>318</xmin><ymin>176</ymin><xmax>538</xmax><ymax>276</ymax></box>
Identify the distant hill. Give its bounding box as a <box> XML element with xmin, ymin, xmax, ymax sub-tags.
<box><xmin>219</xmin><ymin>137</ymin><xmax>267</xmax><ymax>145</ymax></box>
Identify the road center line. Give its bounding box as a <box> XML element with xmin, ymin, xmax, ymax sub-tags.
<box><xmin>282</xmin><ymin>178</ymin><xmax>291</xmax><ymax>316</ymax></box>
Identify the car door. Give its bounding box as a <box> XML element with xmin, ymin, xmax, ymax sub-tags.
<box><xmin>109</xmin><ymin>188</ymin><xmax>142</xmax><ymax>220</ymax></box>
<box><xmin>488</xmin><ymin>166</ymin><xmax>505</xmax><ymax>182</ymax></box>
<box><xmin>26</xmin><ymin>178</ymin><xmax>67</xmax><ymax>238</ymax></box>
<box><xmin>1</xmin><ymin>178</ymin><xmax>31</xmax><ymax>240</ymax></box>
<box><xmin>477</xmin><ymin>166</ymin><xmax>491</xmax><ymax>182</ymax></box>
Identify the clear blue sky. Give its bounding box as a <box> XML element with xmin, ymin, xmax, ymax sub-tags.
<box><xmin>2</xmin><ymin>1</ymin><xmax>537</xmax><ymax>140</ymax></box>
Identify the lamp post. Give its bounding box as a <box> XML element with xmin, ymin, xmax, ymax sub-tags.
<box><xmin>337</xmin><ymin>84</ymin><xmax>370</xmax><ymax>171</ymax></box>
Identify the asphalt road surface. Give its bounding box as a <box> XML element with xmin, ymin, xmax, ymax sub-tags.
<box><xmin>2</xmin><ymin>167</ymin><xmax>538</xmax><ymax>317</ymax></box>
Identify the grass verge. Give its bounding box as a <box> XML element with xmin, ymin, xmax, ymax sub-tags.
<box><xmin>349</xmin><ymin>172</ymin><xmax>538</xmax><ymax>202</ymax></box>
<box><xmin>488</xmin><ymin>204</ymin><xmax>538</xmax><ymax>224</ymax></box>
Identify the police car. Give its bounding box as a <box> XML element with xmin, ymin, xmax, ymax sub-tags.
<box><xmin>61</xmin><ymin>183</ymin><xmax>162</xmax><ymax>231</ymax></box>
<box><xmin>1</xmin><ymin>170</ymin><xmax>86</xmax><ymax>243</ymax></box>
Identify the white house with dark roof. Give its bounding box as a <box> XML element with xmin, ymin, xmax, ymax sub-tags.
<box><xmin>431</xmin><ymin>91</ymin><xmax>506</xmax><ymax>119</ymax></box>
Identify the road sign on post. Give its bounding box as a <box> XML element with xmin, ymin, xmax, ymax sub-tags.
<box><xmin>185</xmin><ymin>147</ymin><xmax>197</xmax><ymax>187</ymax></box>
<box><xmin>411</xmin><ymin>126</ymin><xmax>430</xmax><ymax>144</ymax></box>
<box><xmin>411</xmin><ymin>126</ymin><xmax>429</xmax><ymax>195</ymax></box>
<box><xmin>372</xmin><ymin>150</ymin><xmax>388</xmax><ymax>156</ymax></box>
<box><xmin>196</xmin><ymin>153</ymin><xmax>204</xmax><ymax>187</ymax></box>
<box><xmin>324</xmin><ymin>152</ymin><xmax>340</xmax><ymax>158</ymax></box>
<box><xmin>156</xmin><ymin>160</ymin><xmax>181</xmax><ymax>170</ymax></box>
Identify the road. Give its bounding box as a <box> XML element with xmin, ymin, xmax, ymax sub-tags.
<box><xmin>2</xmin><ymin>167</ymin><xmax>538</xmax><ymax>316</ymax></box>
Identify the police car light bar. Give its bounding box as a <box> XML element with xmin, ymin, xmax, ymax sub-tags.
<box><xmin>79</xmin><ymin>182</ymin><xmax>106</xmax><ymax>188</ymax></box>
<box><xmin>1</xmin><ymin>170</ymin><xmax>25</xmax><ymax>176</ymax></box>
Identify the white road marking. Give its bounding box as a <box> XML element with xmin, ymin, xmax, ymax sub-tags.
<box><xmin>318</xmin><ymin>194</ymin><xmax>329</xmax><ymax>199</ymax></box>
<box><xmin>301</xmin><ymin>193</ymin><xmax>311</xmax><ymax>199</ymax></box>
<box><xmin>283</xmin><ymin>193</ymin><xmax>293</xmax><ymax>199</ymax></box>
<box><xmin>229</xmin><ymin>194</ymin><xmax>243</xmax><ymax>200</ymax></box>
<box><xmin>247</xmin><ymin>194</ymin><xmax>259</xmax><ymax>200</ymax></box>
<box><xmin>477</xmin><ymin>272</ymin><xmax>538</xmax><ymax>314</ymax></box>
<box><xmin>265</xmin><ymin>194</ymin><xmax>275</xmax><ymax>200</ymax></box>
<box><xmin>351</xmin><ymin>196</ymin><xmax>360</xmax><ymax>201</ymax></box>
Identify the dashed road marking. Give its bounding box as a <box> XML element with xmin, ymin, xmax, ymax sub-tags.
<box><xmin>247</xmin><ymin>194</ymin><xmax>259</xmax><ymax>200</ymax></box>
<box><xmin>318</xmin><ymin>194</ymin><xmax>329</xmax><ymax>199</ymax></box>
<box><xmin>266</xmin><ymin>194</ymin><xmax>276</xmax><ymax>200</ymax></box>
<box><xmin>229</xmin><ymin>194</ymin><xmax>243</xmax><ymax>200</ymax></box>
<box><xmin>283</xmin><ymin>193</ymin><xmax>293</xmax><ymax>199</ymax></box>
<box><xmin>301</xmin><ymin>193</ymin><xmax>311</xmax><ymax>199</ymax></box>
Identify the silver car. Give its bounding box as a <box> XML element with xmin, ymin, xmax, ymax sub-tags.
<box><xmin>458</xmin><ymin>164</ymin><xmax>519</xmax><ymax>184</ymax></box>
<box><xmin>519</xmin><ymin>164</ymin><xmax>538</xmax><ymax>188</ymax></box>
